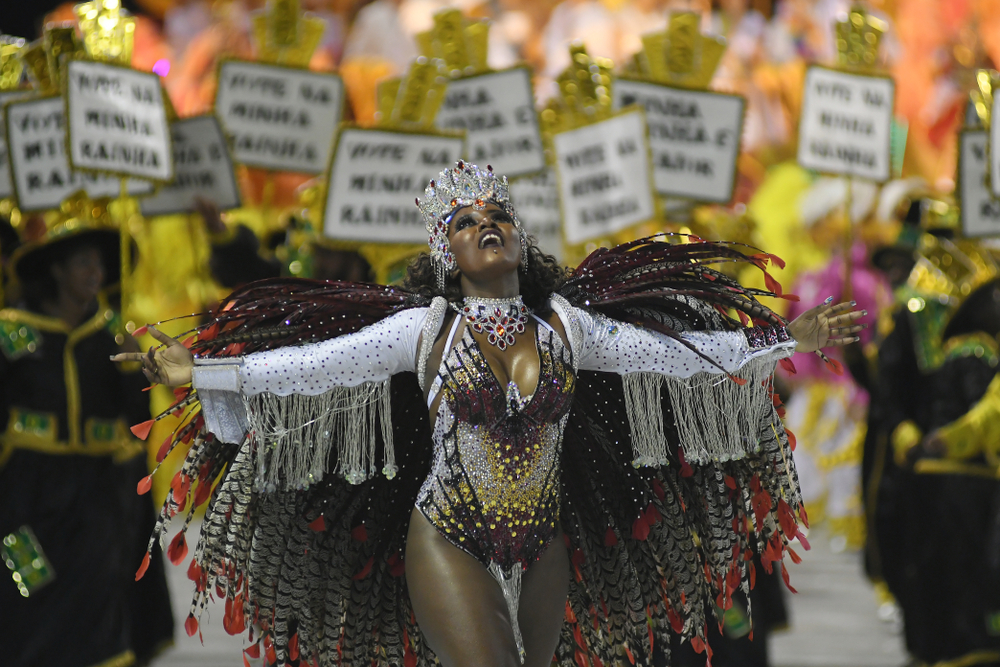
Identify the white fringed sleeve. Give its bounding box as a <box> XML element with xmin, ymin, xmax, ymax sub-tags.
<box><xmin>192</xmin><ymin>307</ymin><xmax>429</xmax><ymax>489</ymax></box>
<box><xmin>550</xmin><ymin>295</ymin><xmax>796</xmax><ymax>466</ymax></box>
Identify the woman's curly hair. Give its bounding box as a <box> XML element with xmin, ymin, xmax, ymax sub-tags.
<box><xmin>403</xmin><ymin>235</ymin><xmax>568</xmax><ymax>314</ymax></box>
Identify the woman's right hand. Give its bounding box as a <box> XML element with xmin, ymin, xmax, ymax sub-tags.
<box><xmin>111</xmin><ymin>326</ymin><xmax>195</xmax><ymax>387</ymax></box>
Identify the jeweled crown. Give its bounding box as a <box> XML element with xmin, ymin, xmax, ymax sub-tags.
<box><xmin>416</xmin><ymin>161</ymin><xmax>519</xmax><ymax>260</ymax></box>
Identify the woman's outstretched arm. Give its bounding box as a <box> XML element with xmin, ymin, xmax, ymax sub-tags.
<box><xmin>112</xmin><ymin>307</ymin><xmax>429</xmax><ymax>392</ymax></box>
<box><xmin>112</xmin><ymin>308</ymin><xmax>430</xmax><ymax>444</ymax></box>
<box><xmin>558</xmin><ymin>298</ymin><xmax>865</xmax><ymax>376</ymax></box>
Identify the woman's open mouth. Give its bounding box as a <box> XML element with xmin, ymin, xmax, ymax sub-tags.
<box><xmin>479</xmin><ymin>230</ymin><xmax>504</xmax><ymax>249</ymax></box>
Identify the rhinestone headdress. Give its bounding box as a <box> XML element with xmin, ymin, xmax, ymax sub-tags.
<box><xmin>416</xmin><ymin>161</ymin><xmax>528</xmax><ymax>291</ymax></box>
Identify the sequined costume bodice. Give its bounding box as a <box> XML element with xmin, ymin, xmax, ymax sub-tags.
<box><xmin>416</xmin><ymin>317</ymin><xmax>576</xmax><ymax>574</ymax></box>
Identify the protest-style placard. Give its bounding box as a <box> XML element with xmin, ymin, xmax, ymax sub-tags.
<box><xmin>552</xmin><ymin>109</ymin><xmax>656</xmax><ymax>245</ymax></box>
<box><xmin>434</xmin><ymin>67</ymin><xmax>545</xmax><ymax>179</ymax></box>
<box><xmin>958</xmin><ymin>130</ymin><xmax>1000</xmax><ymax>237</ymax></box>
<box><xmin>322</xmin><ymin>127</ymin><xmax>465</xmax><ymax>243</ymax></box>
<box><xmin>509</xmin><ymin>168</ymin><xmax>562</xmax><ymax>259</ymax></box>
<box><xmin>989</xmin><ymin>95</ymin><xmax>1000</xmax><ymax>197</ymax></box>
<box><xmin>967</xmin><ymin>99</ymin><xmax>983</xmax><ymax>128</ymax></box>
<box><xmin>215</xmin><ymin>59</ymin><xmax>344</xmax><ymax>174</ymax></box>
<box><xmin>797</xmin><ymin>66</ymin><xmax>895</xmax><ymax>182</ymax></box>
<box><xmin>64</xmin><ymin>59</ymin><xmax>173</xmax><ymax>182</ymax></box>
<box><xmin>5</xmin><ymin>95</ymin><xmax>153</xmax><ymax>212</ymax></box>
<box><xmin>612</xmin><ymin>78</ymin><xmax>743</xmax><ymax>204</ymax></box>
<box><xmin>0</xmin><ymin>91</ymin><xmax>32</xmax><ymax>200</ymax></box>
<box><xmin>140</xmin><ymin>116</ymin><xmax>241</xmax><ymax>217</ymax></box>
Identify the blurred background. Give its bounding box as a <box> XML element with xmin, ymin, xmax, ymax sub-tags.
<box><xmin>3</xmin><ymin>1</ymin><xmax>1000</xmax><ymax>667</ymax></box>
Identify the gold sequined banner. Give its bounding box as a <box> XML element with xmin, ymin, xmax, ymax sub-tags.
<box><xmin>0</xmin><ymin>37</ymin><xmax>26</xmax><ymax>91</ymax></box>
<box><xmin>835</xmin><ymin>4</ymin><xmax>886</xmax><ymax>72</ymax></box>
<box><xmin>74</xmin><ymin>0</ymin><xmax>135</xmax><ymax>65</ymax></box>
<box><xmin>379</xmin><ymin>57</ymin><xmax>448</xmax><ymax>129</ymax></box>
<box><xmin>251</xmin><ymin>0</ymin><xmax>324</xmax><ymax>66</ymax></box>
<box><xmin>627</xmin><ymin>12</ymin><xmax>725</xmax><ymax>89</ymax></box>
<box><xmin>416</xmin><ymin>9</ymin><xmax>489</xmax><ymax>77</ymax></box>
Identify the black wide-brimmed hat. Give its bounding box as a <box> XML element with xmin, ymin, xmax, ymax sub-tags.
<box><xmin>8</xmin><ymin>192</ymin><xmax>121</xmax><ymax>287</ymax></box>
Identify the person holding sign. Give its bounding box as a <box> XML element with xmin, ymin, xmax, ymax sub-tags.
<box><xmin>114</xmin><ymin>162</ymin><xmax>863</xmax><ymax>667</ymax></box>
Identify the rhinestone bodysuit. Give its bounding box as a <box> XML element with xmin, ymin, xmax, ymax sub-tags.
<box><xmin>415</xmin><ymin>317</ymin><xmax>576</xmax><ymax>657</ymax></box>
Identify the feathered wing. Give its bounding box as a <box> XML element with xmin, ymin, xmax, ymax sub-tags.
<box><xmin>555</xmin><ymin>236</ymin><xmax>806</xmax><ymax>665</ymax></box>
<box><xmin>559</xmin><ymin>374</ymin><xmax>803</xmax><ymax>665</ymax></box>
<box><xmin>136</xmin><ymin>237</ymin><xmax>806</xmax><ymax>666</ymax></box>
<box><xmin>135</xmin><ymin>279</ymin><xmax>438</xmax><ymax>666</ymax></box>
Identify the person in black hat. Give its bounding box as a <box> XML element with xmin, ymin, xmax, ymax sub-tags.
<box><xmin>0</xmin><ymin>196</ymin><xmax>174</xmax><ymax>667</ymax></box>
<box><xmin>865</xmin><ymin>233</ymin><xmax>1000</xmax><ymax>666</ymax></box>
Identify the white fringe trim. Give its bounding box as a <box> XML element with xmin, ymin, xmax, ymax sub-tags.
<box><xmin>624</xmin><ymin>357</ymin><xmax>775</xmax><ymax>467</ymax></box>
<box><xmin>244</xmin><ymin>380</ymin><xmax>395</xmax><ymax>491</ymax></box>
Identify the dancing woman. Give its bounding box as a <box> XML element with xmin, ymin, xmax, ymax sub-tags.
<box><xmin>117</xmin><ymin>163</ymin><xmax>863</xmax><ymax>667</ymax></box>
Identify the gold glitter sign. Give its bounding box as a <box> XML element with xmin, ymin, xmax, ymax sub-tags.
<box><xmin>378</xmin><ymin>58</ymin><xmax>449</xmax><ymax>129</ymax></box>
<box><xmin>251</xmin><ymin>0</ymin><xmax>325</xmax><ymax>67</ymax></box>
<box><xmin>416</xmin><ymin>9</ymin><xmax>489</xmax><ymax>77</ymax></box>
<box><xmin>0</xmin><ymin>37</ymin><xmax>26</xmax><ymax>91</ymax></box>
<box><xmin>835</xmin><ymin>4</ymin><xmax>886</xmax><ymax>72</ymax></box>
<box><xmin>537</xmin><ymin>45</ymin><xmax>657</xmax><ymax>251</ymax></box>
<box><xmin>74</xmin><ymin>0</ymin><xmax>136</xmax><ymax>65</ymax></box>
<box><xmin>22</xmin><ymin>24</ymin><xmax>85</xmax><ymax>94</ymax></box>
<box><xmin>540</xmin><ymin>44</ymin><xmax>614</xmax><ymax>137</ymax></box>
<box><xmin>626</xmin><ymin>12</ymin><xmax>725</xmax><ymax>89</ymax></box>
<box><xmin>0</xmin><ymin>37</ymin><xmax>28</xmax><ymax>202</ymax></box>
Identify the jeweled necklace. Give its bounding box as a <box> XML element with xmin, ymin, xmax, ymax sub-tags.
<box><xmin>460</xmin><ymin>295</ymin><xmax>529</xmax><ymax>351</ymax></box>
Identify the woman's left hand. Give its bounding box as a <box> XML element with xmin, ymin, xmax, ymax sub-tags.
<box><xmin>787</xmin><ymin>298</ymin><xmax>867</xmax><ymax>353</ymax></box>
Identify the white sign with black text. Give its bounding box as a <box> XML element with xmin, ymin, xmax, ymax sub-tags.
<box><xmin>959</xmin><ymin>130</ymin><xmax>1000</xmax><ymax>237</ymax></box>
<box><xmin>797</xmin><ymin>66</ymin><xmax>895</xmax><ymax>182</ymax></box>
<box><xmin>613</xmin><ymin>79</ymin><xmax>743</xmax><ymax>203</ymax></box>
<box><xmin>435</xmin><ymin>68</ymin><xmax>545</xmax><ymax>179</ymax></box>
<box><xmin>990</xmin><ymin>96</ymin><xmax>1000</xmax><ymax>197</ymax></box>
<box><xmin>0</xmin><ymin>91</ymin><xmax>31</xmax><ymax>199</ymax></box>
<box><xmin>5</xmin><ymin>96</ymin><xmax>154</xmax><ymax>212</ymax></box>
<box><xmin>65</xmin><ymin>59</ymin><xmax>173</xmax><ymax>181</ymax></box>
<box><xmin>215</xmin><ymin>60</ymin><xmax>344</xmax><ymax>174</ymax></box>
<box><xmin>323</xmin><ymin>128</ymin><xmax>465</xmax><ymax>243</ymax></box>
<box><xmin>553</xmin><ymin>110</ymin><xmax>656</xmax><ymax>245</ymax></box>
<box><xmin>509</xmin><ymin>168</ymin><xmax>562</xmax><ymax>259</ymax></box>
<box><xmin>140</xmin><ymin>116</ymin><xmax>241</xmax><ymax>217</ymax></box>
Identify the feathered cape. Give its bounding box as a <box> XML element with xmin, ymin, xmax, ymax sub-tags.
<box><xmin>132</xmin><ymin>235</ymin><xmax>807</xmax><ymax>667</ymax></box>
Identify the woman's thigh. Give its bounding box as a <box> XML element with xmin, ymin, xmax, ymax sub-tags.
<box><xmin>519</xmin><ymin>531</ymin><xmax>570</xmax><ymax>667</ymax></box>
<box><xmin>405</xmin><ymin>508</ymin><xmax>569</xmax><ymax>667</ymax></box>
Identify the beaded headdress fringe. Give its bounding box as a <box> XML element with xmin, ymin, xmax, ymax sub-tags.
<box><xmin>623</xmin><ymin>357</ymin><xmax>775</xmax><ymax>468</ymax></box>
<box><xmin>245</xmin><ymin>381</ymin><xmax>395</xmax><ymax>491</ymax></box>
